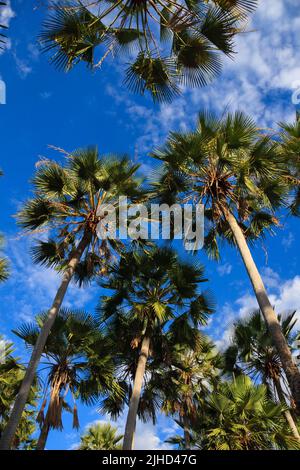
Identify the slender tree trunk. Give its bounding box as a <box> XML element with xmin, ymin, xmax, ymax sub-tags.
<box><xmin>183</xmin><ymin>415</ymin><xmax>191</xmax><ymax>450</ymax></box>
<box><xmin>122</xmin><ymin>336</ymin><xmax>150</xmax><ymax>450</ymax></box>
<box><xmin>36</xmin><ymin>408</ymin><xmax>51</xmax><ymax>451</ymax></box>
<box><xmin>0</xmin><ymin>230</ymin><xmax>91</xmax><ymax>450</ymax></box>
<box><xmin>225</xmin><ymin>210</ymin><xmax>300</xmax><ymax>413</ymax></box>
<box><xmin>274</xmin><ymin>378</ymin><xmax>300</xmax><ymax>441</ymax></box>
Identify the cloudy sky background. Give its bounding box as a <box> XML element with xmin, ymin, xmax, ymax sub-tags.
<box><xmin>0</xmin><ymin>0</ymin><xmax>300</xmax><ymax>449</ymax></box>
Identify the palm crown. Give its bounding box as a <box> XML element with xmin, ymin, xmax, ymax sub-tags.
<box><xmin>40</xmin><ymin>1</ymin><xmax>257</xmax><ymax>102</ymax></box>
<box><xmin>196</xmin><ymin>375</ymin><xmax>300</xmax><ymax>450</ymax></box>
<box><xmin>152</xmin><ymin>111</ymin><xmax>289</xmax><ymax>258</ymax></box>
<box><xmin>99</xmin><ymin>246</ymin><xmax>213</xmax><ymax>331</ymax></box>
<box><xmin>224</xmin><ymin>310</ymin><xmax>298</xmax><ymax>390</ymax></box>
<box><xmin>78</xmin><ymin>422</ymin><xmax>123</xmax><ymax>450</ymax></box>
<box><xmin>18</xmin><ymin>147</ymin><xmax>142</xmax><ymax>284</ymax></box>
<box><xmin>279</xmin><ymin>117</ymin><xmax>300</xmax><ymax>216</ymax></box>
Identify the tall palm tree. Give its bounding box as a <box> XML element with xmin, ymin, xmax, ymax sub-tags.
<box><xmin>187</xmin><ymin>375</ymin><xmax>300</xmax><ymax>450</ymax></box>
<box><xmin>223</xmin><ymin>310</ymin><xmax>300</xmax><ymax>440</ymax></box>
<box><xmin>0</xmin><ymin>147</ymin><xmax>142</xmax><ymax>450</ymax></box>
<box><xmin>98</xmin><ymin>247</ymin><xmax>214</xmax><ymax>449</ymax></box>
<box><xmin>40</xmin><ymin>1</ymin><xmax>257</xmax><ymax>102</ymax></box>
<box><xmin>158</xmin><ymin>337</ymin><xmax>221</xmax><ymax>449</ymax></box>
<box><xmin>78</xmin><ymin>422</ymin><xmax>123</xmax><ymax>450</ymax></box>
<box><xmin>151</xmin><ymin>110</ymin><xmax>300</xmax><ymax>412</ymax></box>
<box><xmin>13</xmin><ymin>308</ymin><xmax>119</xmax><ymax>450</ymax></box>
<box><xmin>0</xmin><ymin>337</ymin><xmax>38</xmax><ymax>450</ymax></box>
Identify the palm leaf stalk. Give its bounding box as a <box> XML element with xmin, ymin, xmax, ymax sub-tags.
<box><xmin>98</xmin><ymin>246</ymin><xmax>214</xmax><ymax>449</ymax></box>
<box><xmin>0</xmin><ymin>147</ymin><xmax>143</xmax><ymax>450</ymax></box>
<box><xmin>40</xmin><ymin>0</ymin><xmax>257</xmax><ymax>102</ymax></box>
<box><xmin>151</xmin><ymin>110</ymin><xmax>300</xmax><ymax>413</ymax></box>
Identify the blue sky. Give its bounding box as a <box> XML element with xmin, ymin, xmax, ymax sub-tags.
<box><xmin>0</xmin><ymin>0</ymin><xmax>300</xmax><ymax>450</ymax></box>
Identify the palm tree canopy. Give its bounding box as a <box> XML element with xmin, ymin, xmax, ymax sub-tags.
<box><xmin>0</xmin><ymin>337</ymin><xmax>38</xmax><ymax>449</ymax></box>
<box><xmin>188</xmin><ymin>375</ymin><xmax>300</xmax><ymax>450</ymax></box>
<box><xmin>151</xmin><ymin>111</ymin><xmax>291</xmax><ymax>259</ymax></box>
<box><xmin>99</xmin><ymin>246</ymin><xmax>214</xmax><ymax>331</ymax></box>
<box><xmin>17</xmin><ymin>147</ymin><xmax>143</xmax><ymax>286</ymax></box>
<box><xmin>279</xmin><ymin>116</ymin><xmax>300</xmax><ymax>216</ymax></box>
<box><xmin>40</xmin><ymin>1</ymin><xmax>257</xmax><ymax>102</ymax></box>
<box><xmin>13</xmin><ymin>308</ymin><xmax>120</xmax><ymax>432</ymax></box>
<box><xmin>78</xmin><ymin>422</ymin><xmax>123</xmax><ymax>450</ymax></box>
<box><xmin>223</xmin><ymin>310</ymin><xmax>299</xmax><ymax>399</ymax></box>
<box><xmin>153</xmin><ymin>336</ymin><xmax>222</xmax><ymax>439</ymax></box>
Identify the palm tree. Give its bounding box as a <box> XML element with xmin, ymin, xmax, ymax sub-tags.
<box><xmin>98</xmin><ymin>246</ymin><xmax>213</xmax><ymax>449</ymax></box>
<box><xmin>151</xmin><ymin>110</ymin><xmax>300</xmax><ymax>412</ymax></box>
<box><xmin>0</xmin><ymin>147</ymin><xmax>142</xmax><ymax>450</ymax></box>
<box><xmin>195</xmin><ymin>375</ymin><xmax>300</xmax><ymax>450</ymax></box>
<box><xmin>159</xmin><ymin>337</ymin><xmax>221</xmax><ymax>449</ymax></box>
<box><xmin>0</xmin><ymin>336</ymin><xmax>38</xmax><ymax>449</ymax></box>
<box><xmin>223</xmin><ymin>309</ymin><xmax>300</xmax><ymax>440</ymax></box>
<box><xmin>279</xmin><ymin>116</ymin><xmax>300</xmax><ymax>216</ymax></box>
<box><xmin>39</xmin><ymin>1</ymin><xmax>257</xmax><ymax>102</ymax></box>
<box><xmin>78</xmin><ymin>422</ymin><xmax>123</xmax><ymax>450</ymax></box>
<box><xmin>13</xmin><ymin>308</ymin><xmax>119</xmax><ymax>450</ymax></box>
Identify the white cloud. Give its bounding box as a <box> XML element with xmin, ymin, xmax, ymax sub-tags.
<box><xmin>213</xmin><ymin>272</ymin><xmax>300</xmax><ymax>351</ymax></box>
<box><xmin>0</xmin><ymin>0</ymin><xmax>15</xmax><ymax>27</ymax></box>
<box><xmin>0</xmin><ymin>235</ymin><xmax>94</xmax><ymax>324</ymax></box>
<box><xmin>217</xmin><ymin>263</ymin><xmax>232</xmax><ymax>277</ymax></box>
<box><xmin>261</xmin><ymin>267</ymin><xmax>280</xmax><ymax>290</ymax></box>
<box><xmin>104</xmin><ymin>1</ymin><xmax>300</xmax><ymax>156</ymax></box>
<box><xmin>13</xmin><ymin>52</ymin><xmax>32</xmax><ymax>79</ymax></box>
<box><xmin>282</xmin><ymin>232</ymin><xmax>295</xmax><ymax>250</ymax></box>
<box><xmin>0</xmin><ymin>0</ymin><xmax>15</xmax><ymax>55</ymax></box>
<box><xmin>80</xmin><ymin>415</ymin><xmax>173</xmax><ymax>450</ymax></box>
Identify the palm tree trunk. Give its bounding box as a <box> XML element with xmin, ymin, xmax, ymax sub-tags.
<box><xmin>273</xmin><ymin>378</ymin><xmax>300</xmax><ymax>441</ymax></box>
<box><xmin>36</xmin><ymin>408</ymin><xmax>51</xmax><ymax>451</ymax></box>
<box><xmin>0</xmin><ymin>230</ymin><xmax>91</xmax><ymax>450</ymax></box>
<box><xmin>225</xmin><ymin>210</ymin><xmax>300</xmax><ymax>413</ymax></box>
<box><xmin>183</xmin><ymin>415</ymin><xmax>191</xmax><ymax>450</ymax></box>
<box><xmin>122</xmin><ymin>336</ymin><xmax>150</xmax><ymax>450</ymax></box>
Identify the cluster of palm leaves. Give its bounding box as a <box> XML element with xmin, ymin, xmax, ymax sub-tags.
<box><xmin>1</xmin><ymin>0</ymin><xmax>300</xmax><ymax>452</ymax></box>
<box><xmin>39</xmin><ymin>0</ymin><xmax>257</xmax><ymax>102</ymax></box>
<box><xmin>0</xmin><ymin>113</ymin><xmax>300</xmax><ymax>450</ymax></box>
